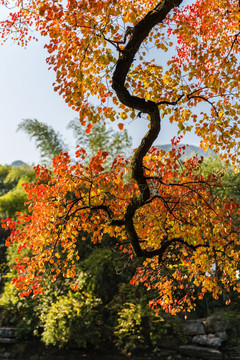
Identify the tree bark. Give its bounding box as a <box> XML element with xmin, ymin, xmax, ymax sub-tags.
<box><xmin>112</xmin><ymin>0</ymin><xmax>183</xmax><ymax>258</ymax></box>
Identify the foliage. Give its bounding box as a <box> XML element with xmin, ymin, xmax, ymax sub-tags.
<box><xmin>0</xmin><ymin>280</ymin><xmax>40</xmax><ymax>337</ymax></box>
<box><xmin>1</xmin><ymin>0</ymin><xmax>239</xmax><ymax>161</ymax></box>
<box><xmin>1</xmin><ymin>237</ymin><xmax>185</xmax><ymax>351</ymax></box>
<box><xmin>17</xmin><ymin>119</ymin><xmax>68</xmax><ymax>165</ymax></box>
<box><xmin>39</xmin><ymin>290</ymin><xmax>102</xmax><ymax>348</ymax></box>
<box><xmin>0</xmin><ymin>165</ymin><xmax>16</xmax><ymax>196</ymax></box>
<box><xmin>0</xmin><ymin>120</ymin><xmax>133</xmax><ymax>349</ymax></box>
<box><xmin>201</xmin><ymin>156</ymin><xmax>240</xmax><ymax>201</ymax></box>
<box><xmin>0</xmin><ymin>164</ymin><xmax>35</xmax><ymax>297</ymax></box>
<box><xmin>4</xmin><ymin>165</ymin><xmax>35</xmax><ymax>186</ymax></box>
<box><xmin>18</xmin><ymin>118</ymin><xmax>132</xmax><ymax>166</ymax></box>
<box><xmin>80</xmin><ymin>247</ymin><xmax>125</xmax><ymax>304</ymax></box>
<box><xmin>114</xmin><ymin>301</ymin><xmax>184</xmax><ymax>354</ymax></box>
<box><xmin>0</xmin><ymin>164</ymin><xmax>35</xmax><ymax>218</ymax></box>
<box><xmin>67</xmin><ymin>119</ymin><xmax>132</xmax><ymax>162</ymax></box>
<box><xmin>114</xmin><ymin>302</ymin><xmax>150</xmax><ymax>352</ymax></box>
<box><xmin>1</xmin><ymin>0</ymin><xmax>240</xmax><ymax>315</ymax></box>
<box><xmin>2</xmin><ymin>143</ymin><xmax>240</xmax><ymax>314</ymax></box>
<box><xmin>0</xmin><ymin>189</ymin><xmax>27</xmax><ymax>218</ymax></box>
<box><xmin>0</xmin><ymin>233</ymin><xmax>150</xmax><ymax>350</ymax></box>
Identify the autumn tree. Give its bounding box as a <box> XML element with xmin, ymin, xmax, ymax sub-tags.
<box><xmin>1</xmin><ymin>0</ymin><xmax>240</xmax><ymax>313</ymax></box>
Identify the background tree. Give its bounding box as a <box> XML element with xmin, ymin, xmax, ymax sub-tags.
<box><xmin>18</xmin><ymin>118</ymin><xmax>132</xmax><ymax>165</ymax></box>
<box><xmin>0</xmin><ymin>163</ymin><xmax>35</xmax><ymax>297</ymax></box>
<box><xmin>0</xmin><ymin>164</ymin><xmax>35</xmax><ymax>218</ymax></box>
<box><xmin>201</xmin><ymin>156</ymin><xmax>240</xmax><ymax>201</ymax></box>
<box><xmin>17</xmin><ymin>119</ymin><xmax>68</xmax><ymax>165</ymax></box>
<box><xmin>0</xmin><ymin>165</ymin><xmax>16</xmax><ymax>196</ymax></box>
<box><xmin>1</xmin><ymin>0</ymin><xmax>240</xmax><ymax>314</ymax></box>
<box><xmin>67</xmin><ymin>118</ymin><xmax>132</xmax><ymax>162</ymax></box>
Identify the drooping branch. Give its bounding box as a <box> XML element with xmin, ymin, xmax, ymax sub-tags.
<box><xmin>157</xmin><ymin>237</ymin><xmax>210</xmax><ymax>264</ymax></box>
<box><xmin>112</xmin><ymin>0</ymin><xmax>183</xmax><ymax>258</ymax></box>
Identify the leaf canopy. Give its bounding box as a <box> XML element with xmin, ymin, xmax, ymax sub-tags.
<box><xmin>1</xmin><ymin>0</ymin><xmax>240</xmax><ymax>313</ymax></box>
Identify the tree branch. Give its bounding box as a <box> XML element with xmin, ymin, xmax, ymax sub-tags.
<box><xmin>112</xmin><ymin>0</ymin><xmax>184</xmax><ymax>258</ymax></box>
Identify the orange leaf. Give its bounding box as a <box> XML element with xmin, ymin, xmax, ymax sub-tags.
<box><xmin>85</xmin><ymin>123</ymin><xmax>93</xmax><ymax>134</ymax></box>
<box><xmin>118</xmin><ymin>123</ymin><xmax>124</xmax><ymax>130</ymax></box>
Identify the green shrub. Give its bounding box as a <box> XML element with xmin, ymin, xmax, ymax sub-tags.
<box><xmin>40</xmin><ymin>290</ymin><xmax>102</xmax><ymax>349</ymax></box>
<box><xmin>0</xmin><ymin>280</ymin><xmax>40</xmax><ymax>337</ymax></box>
<box><xmin>114</xmin><ymin>301</ymin><xmax>166</xmax><ymax>353</ymax></box>
<box><xmin>114</xmin><ymin>300</ymin><xmax>185</xmax><ymax>354</ymax></box>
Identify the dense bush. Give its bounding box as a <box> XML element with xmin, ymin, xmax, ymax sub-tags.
<box><xmin>40</xmin><ymin>290</ymin><xmax>102</xmax><ymax>348</ymax></box>
<box><xmin>114</xmin><ymin>300</ymin><xmax>185</xmax><ymax>354</ymax></box>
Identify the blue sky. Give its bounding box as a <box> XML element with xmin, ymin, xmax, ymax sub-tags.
<box><xmin>0</xmin><ymin>2</ymin><xmax>200</xmax><ymax>166</ymax></box>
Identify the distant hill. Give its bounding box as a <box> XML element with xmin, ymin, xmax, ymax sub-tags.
<box><xmin>10</xmin><ymin>160</ymin><xmax>27</xmax><ymax>167</ymax></box>
<box><xmin>157</xmin><ymin>144</ymin><xmax>215</xmax><ymax>161</ymax></box>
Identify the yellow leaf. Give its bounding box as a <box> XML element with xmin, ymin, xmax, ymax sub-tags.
<box><xmin>120</xmin><ymin>112</ymin><xmax>127</xmax><ymax>120</ymax></box>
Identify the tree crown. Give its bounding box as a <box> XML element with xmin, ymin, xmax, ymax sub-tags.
<box><xmin>1</xmin><ymin>0</ymin><xmax>240</xmax><ymax>313</ymax></box>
